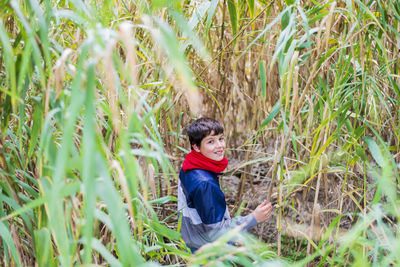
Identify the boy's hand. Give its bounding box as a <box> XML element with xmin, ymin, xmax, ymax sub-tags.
<box><xmin>253</xmin><ymin>200</ymin><xmax>273</xmax><ymax>223</ymax></box>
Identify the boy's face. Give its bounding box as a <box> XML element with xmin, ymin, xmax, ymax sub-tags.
<box><xmin>193</xmin><ymin>131</ymin><xmax>226</xmax><ymax>161</ymax></box>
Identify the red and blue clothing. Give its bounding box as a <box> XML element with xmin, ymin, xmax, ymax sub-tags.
<box><xmin>178</xmin><ymin>151</ymin><xmax>258</xmax><ymax>251</ymax></box>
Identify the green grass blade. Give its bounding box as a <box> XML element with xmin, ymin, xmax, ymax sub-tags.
<box><xmin>34</xmin><ymin>228</ymin><xmax>56</xmax><ymax>267</ymax></box>
<box><xmin>0</xmin><ymin>19</ymin><xmax>17</xmax><ymax>110</ymax></box>
<box><xmin>260</xmin><ymin>100</ymin><xmax>281</xmax><ymax>130</ymax></box>
<box><xmin>96</xmin><ymin>168</ymin><xmax>144</xmax><ymax>265</ymax></box>
<box><xmin>46</xmin><ymin>43</ymin><xmax>89</xmax><ymax>266</ymax></box>
<box><xmin>0</xmin><ymin>221</ymin><xmax>22</xmax><ymax>267</ymax></box>
<box><xmin>227</xmin><ymin>0</ymin><xmax>238</xmax><ymax>37</ymax></box>
<box><xmin>206</xmin><ymin>0</ymin><xmax>219</xmax><ymax>37</ymax></box>
<box><xmin>259</xmin><ymin>60</ymin><xmax>267</xmax><ymax>101</ymax></box>
<box><xmin>90</xmin><ymin>238</ymin><xmax>123</xmax><ymax>267</ymax></box>
<box><xmin>364</xmin><ymin>136</ymin><xmax>385</xmax><ymax>167</ymax></box>
<box><xmin>246</xmin><ymin>0</ymin><xmax>254</xmax><ymax>18</ymax></box>
<box><xmin>81</xmin><ymin>61</ymin><xmax>97</xmax><ymax>263</ymax></box>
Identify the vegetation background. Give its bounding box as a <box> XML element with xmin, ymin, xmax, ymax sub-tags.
<box><xmin>0</xmin><ymin>0</ymin><xmax>399</xmax><ymax>266</ymax></box>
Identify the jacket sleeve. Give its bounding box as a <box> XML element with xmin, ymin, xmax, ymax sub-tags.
<box><xmin>191</xmin><ymin>181</ymin><xmax>258</xmax><ymax>242</ymax></box>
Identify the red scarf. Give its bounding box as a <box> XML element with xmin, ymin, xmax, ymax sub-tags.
<box><xmin>182</xmin><ymin>150</ymin><xmax>228</xmax><ymax>173</ymax></box>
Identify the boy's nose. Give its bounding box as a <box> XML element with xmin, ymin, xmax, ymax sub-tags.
<box><xmin>216</xmin><ymin>140</ymin><xmax>225</xmax><ymax>147</ymax></box>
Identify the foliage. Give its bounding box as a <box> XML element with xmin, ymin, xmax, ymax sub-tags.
<box><xmin>0</xmin><ymin>0</ymin><xmax>399</xmax><ymax>266</ymax></box>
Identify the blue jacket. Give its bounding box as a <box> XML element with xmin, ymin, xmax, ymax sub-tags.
<box><xmin>178</xmin><ymin>168</ymin><xmax>257</xmax><ymax>249</ymax></box>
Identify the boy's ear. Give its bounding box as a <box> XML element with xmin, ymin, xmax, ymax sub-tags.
<box><xmin>192</xmin><ymin>144</ymin><xmax>201</xmax><ymax>152</ymax></box>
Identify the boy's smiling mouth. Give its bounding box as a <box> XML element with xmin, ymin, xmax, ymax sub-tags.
<box><xmin>213</xmin><ymin>150</ymin><xmax>225</xmax><ymax>160</ymax></box>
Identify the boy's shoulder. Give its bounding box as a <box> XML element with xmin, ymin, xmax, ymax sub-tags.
<box><xmin>180</xmin><ymin>169</ymin><xmax>219</xmax><ymax>190</ymax></box>
<box><xmin>181</xmin><ymin>168</ymin><xmax>217</xmax><ymax>181</ymax></box>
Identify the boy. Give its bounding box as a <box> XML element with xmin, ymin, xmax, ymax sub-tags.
<box><xmin>178</xmin><ymin>117</ymin><xmax>273</xmax><ymax>253</ymax></box>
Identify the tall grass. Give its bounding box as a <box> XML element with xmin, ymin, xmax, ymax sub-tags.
<box><xmin>0</xmin><ymin>0</ymin><xmax>399</xmax><ymax>266</ymax></box>
<box><xmin>0</xmin><ymin>0</ymin><xmax>196</xmax><ymax>265</ymax></box>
